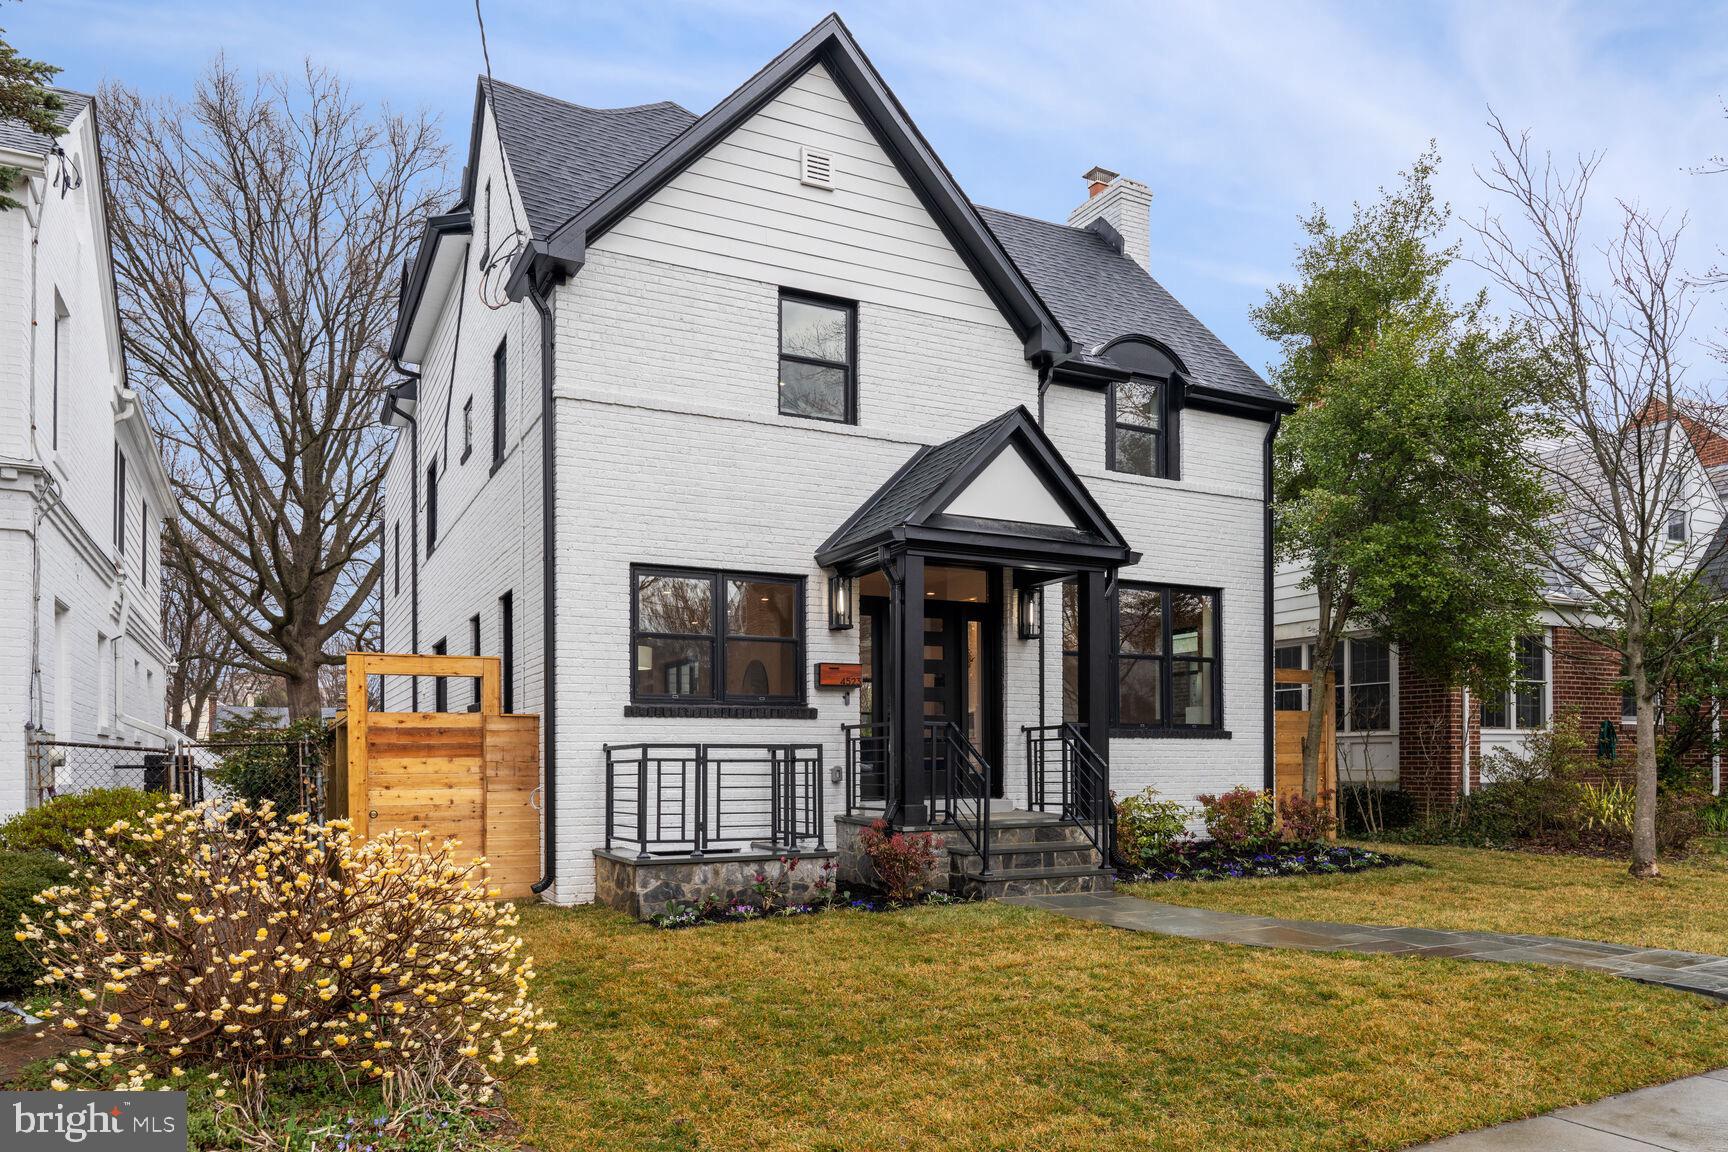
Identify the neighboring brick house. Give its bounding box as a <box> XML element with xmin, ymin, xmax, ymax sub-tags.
<box><xmin>1275</xmin><ymin>413</ymin><xmax>1728</xmax><ymax>811</ymax></box>
<box><xmin>377</xmin><ymin>15</ymin><xmax>1291</xmax><ymax>908</ymax></box>
<box><xmin>0</xmin><ymin>91</ymin><xmax>174</xmax><ymax>816</ymax></box>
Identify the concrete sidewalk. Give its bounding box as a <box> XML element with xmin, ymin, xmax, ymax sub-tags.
<box><xmin>1000</xmin><ymin>891</ymin><xmax>1728</xmax><ymax>1001</ymax></box>
<box><xmin>1411</xmin><ymin>1069</ymin><xmax>1728</xmax><ymax>1150</ymax></box>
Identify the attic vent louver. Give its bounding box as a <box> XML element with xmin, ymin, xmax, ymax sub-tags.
<box><xmin>799</xmin><ymin>146</ymin><xmax>835</xmax><ymax>189</ymax></box>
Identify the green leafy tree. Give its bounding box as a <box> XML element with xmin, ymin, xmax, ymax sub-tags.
<box><xmin>1255</xmin><ymin>149</ymin><xmax>1555</xmax><ymax>799</ymax></box>
<box><xmin>0</xmin><ymin>3</ymin><xmax>63</xmax><ymax>210</ymax></box>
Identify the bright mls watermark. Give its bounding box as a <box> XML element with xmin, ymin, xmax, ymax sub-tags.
<box><xmin>3</xmin><ymin>1092</ymin><xmax>186</xmax><ymax>1150</ymax></box>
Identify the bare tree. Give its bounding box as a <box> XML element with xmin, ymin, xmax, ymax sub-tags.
<box><xmin>100</xmin><ymin>63</ymin><xmax>447</xmax><ymax>719</ymax></box>
<box><xmin>1473</xmin><ymin>112</ymin><xmax>1725</xmax><ymax>877</ymax></box>
<box><xmin>161</xmin><ymin>540</ymin><xmax>244</xmax><ymax>735</ymax></box>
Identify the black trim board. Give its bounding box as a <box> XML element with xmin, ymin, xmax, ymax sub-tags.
<box><xmin>388</xmin><ymin>211</ymin><xmax>473</xmax><ymax>364</ymax></box>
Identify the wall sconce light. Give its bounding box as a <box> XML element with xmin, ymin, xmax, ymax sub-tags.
<box><xmin>1017</xmin><ymin>585</ymin><xmax>1043</xmax><ymax>640</ymax></box>
<box><xmin>828</xmin><ymin>573</ymin><xmax>855</xmax><ymax>630</ymax></box>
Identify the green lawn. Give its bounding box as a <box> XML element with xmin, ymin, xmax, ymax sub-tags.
<box><xmin>1126</xmin><ymin>843</ymin><xmax>1728</xmax><ymax>955</ymax></box>
<box><xmin>507</xmin><ymin>900</ymin><xmax>1728</xmax><ymax>1152</ymax></box>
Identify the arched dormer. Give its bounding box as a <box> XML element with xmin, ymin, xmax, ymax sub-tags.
<box><xmin>1095</xmin><ymin>334</ymin><xmax>1185</xmax><ymax>482</ymax></box>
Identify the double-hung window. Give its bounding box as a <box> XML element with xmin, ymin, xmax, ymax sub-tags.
<box><xmin>777</xmin><ymin>291</ymin><xmax>855</xmax><ymax>423</ymax></box>
<box><xmin>1108</xmin><ymin>379</ymin><xmax>1165</xmax><ymax>478</ymax></box>
<box><xmin>1485</xmin><ymin>635</ymin><xmax>1547</xmax><ymax>729</ymax></box>
<box><xmin>632</xmin><ymin>567</ymin><xmax>804</xmax><ymax>705</ymax></box>
<box><xmin>1331</xmin><ymin>638</ymin><xmax>1392</xmax><ymax>732</ymax></box>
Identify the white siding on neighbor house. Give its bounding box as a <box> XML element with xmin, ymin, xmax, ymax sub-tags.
<box><xmin>380</xmin><ymin>100</ymin><xmax>545</xmax><ymax>727</ymax></box>
<box><xmin>0</xmin><ymin>106</ymin><xmax>170</xmax><ymax>816</ymax></box>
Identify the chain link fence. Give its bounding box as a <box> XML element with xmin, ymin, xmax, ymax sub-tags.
<box><xmin>24</xmin><ymin>733</ymin><xmax>326</xmax><ymax>817</ymax></box>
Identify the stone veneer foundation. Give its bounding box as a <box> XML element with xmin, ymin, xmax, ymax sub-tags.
<box><xmin>593</xmin><ymin>849</ymin><xmax>839</xmax><ymax>920</ymax></box>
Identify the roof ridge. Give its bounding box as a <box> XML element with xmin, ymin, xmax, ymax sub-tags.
<box><xmin>481</xmin><ymin>75</ymin><xmax>693</xmax><ymax>119</ymax></box>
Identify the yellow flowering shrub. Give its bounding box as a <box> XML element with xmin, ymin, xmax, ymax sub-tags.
<box><xmin>15</xmin><ymin>799</ymin><xmax>552</xmax><ymax>1112</ymax></box>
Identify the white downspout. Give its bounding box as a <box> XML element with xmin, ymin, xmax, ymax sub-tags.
<box><xmin>1460</xmin><ymin>687</ymin><xmax>1471</xmax><ymax>798</ymax></box>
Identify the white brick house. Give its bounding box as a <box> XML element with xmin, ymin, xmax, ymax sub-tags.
<box><xmin>379</xmin><ymin>16</ymin><xmax>1290</xmax><ymax>907</ymax></box>
<box><xmin>0</xmin><ymin>91</ymin><xmax>174</xmax><ymax>816</ymax></box>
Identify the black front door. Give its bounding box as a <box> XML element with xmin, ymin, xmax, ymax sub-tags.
<box><xmin>921</xmin><ymin>601</ymin><xmax>995</xmax><ymax>797</ymax></box>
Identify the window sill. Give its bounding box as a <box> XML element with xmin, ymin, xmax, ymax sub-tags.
<box><xmin>489</xmin><ymin>454</ymin><xmax>506</xmax><ymax>478</ymax></box>
<box><xmin>625</xmin><ymin>703</ymin><xmax>818</xmax><ymax>720</ymax></box>
<box><xmin>1111</xmin><ymin>727</ymin><xmax>1232</xmax><ymax>740</ymax></box>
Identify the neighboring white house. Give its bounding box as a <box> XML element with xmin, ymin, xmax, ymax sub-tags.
<box><xmin>379</xmin><ymin>16</ymin><xmax>1290</xmax><ymax>907</ymax></box>
<box><xmin>0</xmin><ymin>91</ymin><xmax>174</xmax><ymax>815</ymax></box>
<box><xmin>1274</xmin><ymin>410</ymin><xmax>1728</xmax><ymax>809</ymax></box>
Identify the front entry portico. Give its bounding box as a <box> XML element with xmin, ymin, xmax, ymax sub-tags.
<box><xmin>820</xmin><ymin>407</ymin><xmax>1135</xmax><ymax>889</ymax></box>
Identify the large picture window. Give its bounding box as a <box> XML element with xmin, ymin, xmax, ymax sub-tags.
<box><xmin>1063</xmin><ymin>581</ymin><xmax>1222</xmax><ymax>731</ymax></box>
<box><xmin>778</xmin><ymin>291</ymin><xmax>855</xmax><ymax>423</ymax></box>
<box><xmin>1484</xmin><ymin>635</ymin><xmax>1547</xmax><ymax>730</ymax></box>
<box><xmin>632</xmin><ymin>567</ymin><xmax>804</xmax><ymax>705</ymax></box>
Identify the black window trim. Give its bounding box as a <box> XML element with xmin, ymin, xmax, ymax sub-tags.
<box><xmin>425</xmin><ymin>458</ymin><xmax>439</xmax><ymax>555</ymax></box>
<box><xmin>1110</xmin><ymin>579</ymin><xmax>1224</xmax><ymax>734</ymax></box>
<box><xmin>1106</xmin><ymin>375</ymin><xmax>1171</xmax><ymax>480</ymax></box>
<box><xmin>499</xmin><ymin>590</ymin><xmax>515</xmax><ymax>714</ymax></box>
<box><xmin>777</xmin><ymin>288</ymin><xmax>858</xmax><ymax>426</ymax></box>
<box><xmin>491</xmin><ymin>337</ymin><xmax>508</xmax><ymax>471</ymax></box>
<box><xmin>393</xmin><ymin>522</ymin><xmax>401</xmax><ymax>596</ymax></box>
<box><xmin>431</xmin><ymin>637</ymin><xmax>448</xmax><ymax>712</ymax></box>
<box><xmin>460</xmin><ymin>397</ymin><xmax>474</xmax><ymax>464</ymax></box>
<box><xmin>629</xmin><ymin>563</ymin><xmax>808</xmax><ymax>708</ymax></box>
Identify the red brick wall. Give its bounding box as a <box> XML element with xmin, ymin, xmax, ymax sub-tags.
<box><xmin>1396</xmin><ymin>667</ymin><xmax>1480</xmax><ymax>813</ymax></box>
<box><xmin>1549</xmin><ymin>626</ymin><xmax>1634</xmax><ymax>778</ymax></box>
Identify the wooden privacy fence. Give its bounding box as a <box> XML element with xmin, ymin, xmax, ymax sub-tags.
<box><xmin>328</xmin><ymin>653</ymin><xmax>541</xmax><ymax>898</ymax></box>
<box><xmin>1272</xmin><ymin>668</ymin><xmax>1337</xmax><ymax>805</ymax></box>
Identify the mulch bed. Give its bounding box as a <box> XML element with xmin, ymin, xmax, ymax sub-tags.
<box><xmin>1119</xmin><ymin>842</ymin><xmax>1403</xmax><ymax>883</ymax></box>
<box><xmin>0</xmin><ymin>1022</ymin><xmax>76</xmax><ymax>1082</ymax></box>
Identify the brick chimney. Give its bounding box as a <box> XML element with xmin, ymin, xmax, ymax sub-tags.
<box><xmin>1067</xmin><ymin>165</ymin><xmax>1152</xmax><ymax>272</ymax></box>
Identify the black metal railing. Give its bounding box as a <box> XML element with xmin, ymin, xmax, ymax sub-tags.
<box><xmin>1024</xmin><ymin>722</ymin><xmax>1111</xmax><ymax>861</ymax></box>
<box><xmin>842</xmin><ymin>722</ymin><xmax>891</xmax><ymax>814</ymax></box>
<box><xmin>925</xmin><ymin>721</ymin><xmax>992</xmax><ymax>875</ymax></box>
<box><xmin>603</xmin><ymin>742</ymin><xmax>824</xmax><ymax>858</ymax></box>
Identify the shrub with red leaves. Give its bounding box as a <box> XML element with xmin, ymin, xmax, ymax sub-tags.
<box><xmin>857</xmin><ymin>819</ymin><xmax>940</xmax><ymax>904</ymax></box>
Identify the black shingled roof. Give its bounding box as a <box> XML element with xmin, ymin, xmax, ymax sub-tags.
<box><xmin>483</xmin><ymin>78</ymin><xmax>695</xmax><ymax>239</ymax></box>
<box><xmin>0</xmin><ymin>88</ymin><xmax>90</xmax><ymax>157</ymax></box>
<box><xmin>827</xmin><ymin>409</ymin><xmax>1024</xmax><ymax>553</ymax></box>
<box><xmin>477</xmin><ymin>71</ymin><xmax>1279</xmax><ymax>408</ymax></box>
<box><xmin>976</xmin><ymin>205</ymin><xmax>1281</xmax><ymax>407</ymax></box>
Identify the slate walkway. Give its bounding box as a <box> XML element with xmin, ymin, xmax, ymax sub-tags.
<box><xmin>999</xmin><ymin>891</ymin><xmax>1728</xmax><ymax>1001</ymax></box>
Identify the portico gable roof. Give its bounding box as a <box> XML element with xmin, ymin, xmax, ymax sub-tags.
<box><xmin>816</xmin><ymin>406</ymin><xmax>1134</xmax><ymax>573</ymax></box>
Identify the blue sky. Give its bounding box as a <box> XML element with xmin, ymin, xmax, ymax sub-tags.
<box><xmin>11</xmin><ymin>0</ymin><xmax>1726</xmax><ymax>376</ymax></box>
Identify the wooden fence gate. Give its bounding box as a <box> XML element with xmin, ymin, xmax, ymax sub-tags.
<box><xmin>328</xmin><ymin>653</ymin><xmax>541</xmax><ymax>898</ymax></box>
<box><xmin>1273</xmin><ymin>668</ymin><xmax>1337</xmax><ymax>803</ymax></box>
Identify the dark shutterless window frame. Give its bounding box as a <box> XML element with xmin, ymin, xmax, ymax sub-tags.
<box><xmin>1107</xmin><ymin>377</ymin><xmax>1168</xmax><ymax>479</ymax></box>
<box><xmin>777</xmin><ymin>289</ymin><xmax>857</xmax><ymax>425</ymax></box>
<box><xmin>630</xmin><ymin>564</ymin><xmax>807</xmax><ymax>707</ymax></box>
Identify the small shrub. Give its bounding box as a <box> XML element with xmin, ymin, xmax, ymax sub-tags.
<box><xmin>1703</xmin><ymin>796</ymin><xmax>1728</xmax><ymax>840</ymax></box>
<box><xmin>1574</xmin><ymin>781</ymin><xmax>1636</xmax><ymax>839</ymax></box>
<box><xmin>1276</xmin><ymin>791</ymin><xmax>1338</xmax><ymax>845</ymax></box>
<box><xmin>17</xmin><ymin>799</ymin><xmax>552</xmax><ymax>1122</ymax></box>
<box><xmin>0</xmin><ymin>850</ymin><xmax>72</xmax><ymax>994</ymax></box>
<box><xmin>1338</xmin><ymin>786</ymin><xmax>1415</xmax><ymax>836</ymax></box>
<box><xmin>1479</xmin><ymin>709</ymin><xmax>1594</xmax><ymax>785</ymax></box>
<box><xmin>1657</xmin><ymin>787</ymin><xmax>1709</xmax><ymax>854</ymax></box>
<box><xmin>857</xmin><ymin>819</ymin><xmax>939</xmax><ymax>903</ymax></box>
<box><xmin>0</xmin><ymin>788</ymin><xmax>159</xmax><ymax>858</ymax></box>
<box><xmin>1113</xmin><ymin>787</ymin><xmax>1190</xmax><ymax>868</ymax></box>
<box><xmin>1195</xmin><ymin>787</ymin><xmax>1275</xmax><ymax>848</ymax></box>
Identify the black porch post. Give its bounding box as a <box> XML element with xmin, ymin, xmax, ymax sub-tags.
<box><xmin>892</xmin><ymin>551</ymin><xmax>929</xmax><ymax>825</ymax></box>
<box><xmin>1077</xmin><ymin>569</ymin><xmax>1111</xmax><ymax>782</ymax></box>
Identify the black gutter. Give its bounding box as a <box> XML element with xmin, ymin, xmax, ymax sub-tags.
<box><xmin>527</xmin><ymin>277</ymin><xmax>558</xmax><ymax>896</ymax></box>
<box><xmin>1262</xmin><ymin>411</ymin><xmax>1281</xmax><ymax>789</ymax></box>
<box><xmin>389</xmin><ymin>362</ymin><xmax>423</xmax><ymax>710</ymax></box>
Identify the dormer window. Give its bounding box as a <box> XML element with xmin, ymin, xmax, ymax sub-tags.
<box><xmin>1099</xmin><ymin>336</ymin><xmax>1182</xmax><ymax>480</ymax></box>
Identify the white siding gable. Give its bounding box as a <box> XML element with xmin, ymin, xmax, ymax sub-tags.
<box><xmin>590</xmin><ymin>62</ymin><xmax>1005</xmax><ymax>328</ymax></box>
<box><xmin>942</xmin><ymin>444</ymin><xmax>1078</xmax><ymax>528</ymax></box>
